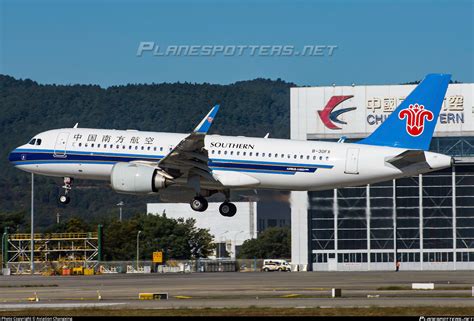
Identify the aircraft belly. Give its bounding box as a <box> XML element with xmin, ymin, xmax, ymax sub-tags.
<box><xmin>15</xmin><ymin>163</ymin><xmax>112</xmax><ymax>180</ymax></box>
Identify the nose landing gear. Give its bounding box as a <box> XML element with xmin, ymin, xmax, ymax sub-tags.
<box><xmin>59</xmin><ymin>177</ymin><xmax>73</xmax><ymax>204</ymax></box>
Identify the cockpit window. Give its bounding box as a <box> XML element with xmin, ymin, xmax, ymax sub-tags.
<box><xmin>36</xmin><ymin>139</ymin><xmax>42</xmax><ymax>145</ymax></box>
<box><xmin>29</xmin><ymin>139</ymin><xmax>36</xmax><ymax>145</ymax></box>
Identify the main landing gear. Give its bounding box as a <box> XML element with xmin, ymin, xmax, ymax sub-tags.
<box><xmin>219</xmin><ymin>202</ymin><xmax>237</xmax><ymax>217</ymax></box>
<box><xmin>59</xmin><ymin>177</ymin><xmax>73</xmax><ymax>204</ymax></box>
<box><xmin>190</xmin><ymin>196</ymin><xmax>208</xmax><ymax>212</ymax></box>
<box><xmin>189</xmin><ymin>195</ymin><xmax>237</xmax><ymax>217</ymax></box>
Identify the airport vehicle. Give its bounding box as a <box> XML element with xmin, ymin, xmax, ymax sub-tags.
<box><xmin>262</xmin><ymin>259</ymin><xmax>291</xmax><ymax>272</ymax></box>
<box><xmin>9</xmin><ymin>74</ymin><xmax>452</xmax><ymax>217</ymax></box>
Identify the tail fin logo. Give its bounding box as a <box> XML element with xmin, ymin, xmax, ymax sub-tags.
<box><xmin>398</xmin><ymin>104</ymin><xmax>434</xmax><ymax>137</ymax></box>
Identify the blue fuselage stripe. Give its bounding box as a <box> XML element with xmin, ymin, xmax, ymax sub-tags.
<box><xmin>9</xmin><ymin>149</ymin><xmax>333</xmax><ymax>175</ymax></box>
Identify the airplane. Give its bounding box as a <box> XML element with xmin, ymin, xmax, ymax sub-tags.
<box><xmin>9</xmin><ymin>74</ymin><xmax>453</xmax><ymax>217</ymax></box>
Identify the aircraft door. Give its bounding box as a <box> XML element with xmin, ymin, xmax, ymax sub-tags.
<box><xmin>344</xmin><ymin>148</ymin><xmax>359</xmax><ymax>174</ymax></box>
<box><xmin>54</xmin><ymin>132</ymin><xmax>70</xmax><ymax>157</ymax></box>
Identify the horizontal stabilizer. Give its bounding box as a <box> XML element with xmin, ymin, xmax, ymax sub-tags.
<box><xmin>386</xmin><ymin>150</ymin><xmax>429</xmax><ymax>170</ymax></box>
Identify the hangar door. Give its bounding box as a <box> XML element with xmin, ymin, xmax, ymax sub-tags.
<box><xmin>344</xmin><ymin>148</ymin><xmax>359</xmax><ymax>174</ymax></box>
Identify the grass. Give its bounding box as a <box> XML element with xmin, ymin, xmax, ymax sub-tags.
<box><xmin>1</xmin><ymin>307</ymin><xmax>474</xmax><ymax>316</ymax></box>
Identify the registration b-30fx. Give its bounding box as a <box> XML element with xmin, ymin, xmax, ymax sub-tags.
<box><xmin>9</xmin><ymin>74</ymin><xmax>452</xmax><ymax>217</ymax></box>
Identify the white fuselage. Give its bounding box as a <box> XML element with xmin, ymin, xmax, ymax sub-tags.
<box><xmin>9</xmin><ymin>128</ymin><xmax>452</xmax><ymax>192</ymax></box>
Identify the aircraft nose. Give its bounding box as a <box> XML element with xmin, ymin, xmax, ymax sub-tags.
<box><xmin>8</xmin><ymin>148</ymin><xmax>19</xmax><ymax>164</ymax></box>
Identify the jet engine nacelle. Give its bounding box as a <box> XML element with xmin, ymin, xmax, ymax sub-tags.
<box><xmin>110</xmin><ymin>162</ymin><xmax>171</xmax><ymax>194</ymax></box>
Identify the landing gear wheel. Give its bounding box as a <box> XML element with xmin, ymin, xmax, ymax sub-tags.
<box><xmin>219</xmin><ymin>202</ymin><xmax>237</xmax><ymax>217</ymax></box>
<box><xmin>59</xmin><ymin>195</ymin><xmax>70</xmax><ymax>204</ymax></box>
<box><xmin>190</xmin><ymin>196</ymin><xmax>208</xmax><ymax>212</ymax></box>
<box><xmin>59</xmin><ymin>177</ymin><xmax>73</xmax><ymax>205</ymax></box>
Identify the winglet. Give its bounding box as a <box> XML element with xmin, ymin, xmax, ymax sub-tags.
<box><xmin>193</xmin><ymin>105</ymin><xmax>220</xmax><ymax>134</ymax></box>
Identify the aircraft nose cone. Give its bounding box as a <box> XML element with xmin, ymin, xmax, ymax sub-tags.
<box><xmin>8</xmin><ymin>148</ymin><xmax>19</xmax><ymax>164</ymax></box>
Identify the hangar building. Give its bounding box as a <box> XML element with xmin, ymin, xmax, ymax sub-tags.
<box><xmin>290</xmin><ymin>81</ymin><xmax>474</xmax><ymax>271</ymax></box>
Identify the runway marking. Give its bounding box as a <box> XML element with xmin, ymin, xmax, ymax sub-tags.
<box><xmin>0</xmin><ymin>303</ymin><xmax>126</xmax><ymax>310</ymax></box>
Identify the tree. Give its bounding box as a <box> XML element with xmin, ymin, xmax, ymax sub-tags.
<box><xmin>237</xmin><ymin>227</ymin><xmax>291</xmax><ymax>259</ymax></box>
<box><xmin>102</xmin><ymin>213</ymin><xmax>214</xmax><ymax>261</ymax></box>
<box><xmin>0</xmin><ymin>211</ymin><xmax>26</xmax><ymax>233</ymax></box>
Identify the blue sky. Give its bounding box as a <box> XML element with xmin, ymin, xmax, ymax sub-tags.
<box><xmin>1</xmin><ymin>0</ymin><xmax>472</xmax><ymax>87</ymax></box>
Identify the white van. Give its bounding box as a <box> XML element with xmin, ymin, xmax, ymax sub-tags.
<box><xmin>262</xmin><ymin>259</ymin><xmax>291</xmax><ymax>272</ymax></box>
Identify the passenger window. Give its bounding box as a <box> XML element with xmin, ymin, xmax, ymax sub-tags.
<box><xmin>262</xmin><ymin>153</ymin><xmax>265</xmax><ymax>157</ymax></box>
<box><xmin>287</xmin><ymin>154</ymin><xmax>290</xmax><ymax>158</ymax></box>
<box><xmin>79</xmin><ymin>143</ymin><xmax>82</xmax><ymax>147</ymax></box>
<box><xmin>135</xmin><ymin>146</ymin><xmax>138</xmax><ymax>150</ymax></box>
<box><xmin>313</xmin><ymin>156</ymin><xmax>316</xmax><ymax>160</ymax></box>
<box><xmin>129</xmin><ymin>146</ymin><xmax>132</xmax><ymax>150</ymax></box>
<box><xmin>85</xmin><ymin>143</ymin><xmax>88</xmax><ymax>147</ymax></box>
<box><xmin>274</xmin><ymin>153</ymin><xmax>278</xmax><ymax>158</ymax></box>
<box><xmin>319</xmin><ymin>156</ymin><xmax>323</xmax><ymax>160</ymax></box>
<box><xmin>110</xmin><ymin>144</ymin><xmax>113</xmax><ymax>148</ymax></box>
<box><xmin>326</xmin><ymin>156</ymin><xmax>329</xmax><ymax>160</ymax></box>
<box><xmin>116</xmin><ymin>145</ymin><xmax>119</xmax><ymax>149</ymax></box>
<box><xmin>153</xmin><ymin>147</ymin><xmax>157</xmax><ymax>151</ymax></box>
<box><xmin>160</xmin><ymin>147</ymin><xmax>163</xmax><ymax>151</ymax></box>
<box><xmin>98</xmin><ymin>144</ymin><xmax>101</xmax><ymax>148</ymax></box>
<box><xmin>300</xmin><ymin>155</ymin><xmax>303</xmax><ymax>159</ymax></box>
<box><xmin>211</xmin><ymin>150</ymin><xmax>215</xmax><ymax>154</ymax></box>
<box><xmin>91</xmin><ymin>143</ymin><xmax>94</xmax><ymax>148</ymax></box>
<box><xmin>281</xmin><ymin>154</ymin><xmax>284</xmax><ymax>158</ymax></box>
<box><xmin>141</xmin><ymin>146</ymin><xmax>144</xmax><ymax>150</ymax></box>
<box><xmin>122</xmin><ymin>145</ymin><xmax>126</xmax><ymax>149</ymax></box>
<box><xmin>306</xmin><ymin>155</ymin><xmax>310</xmax><ymax>160</ymax></box>
<box><xmin>249</xmin><ymin>152</ymin><xmax>252</xmax><ymax>156</ymax></box>
<box><xmin>224</xmin><ymin>151</ymin><xmax>227</xmax><ymax>155</ymax></box>
<box><xmin>243</xmin><ymin>152</ymin><xmax>247</xmax><ymax>156</ymax></box>
<box><xmin>237</xmin><ymin>151</ymin><xmax>240</xmax><ymax>156</ymax></box>
<box><xmin>218</xmin><ymin>150</ymin><xmax>221</xmax><ymax>155</ymax></box>
<box><xmin>294</xmin><ymin>155</ymin><xmax>297</xmax><ymax>159</ymax></box>
<box><xmin>256</xmin><ymin>152</ymin><xmax>259</xmax><ymax>157</ymax></box>
<box><xmin>147</xmin><ymin>146</ymin><xmax>151</xmax><ymax>151</ymax></box>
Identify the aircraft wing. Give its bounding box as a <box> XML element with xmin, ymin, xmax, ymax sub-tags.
<box><xmin>156</xmin><ymin>105</ymin><xmax>220</xmax><ymax>182</ymax></box>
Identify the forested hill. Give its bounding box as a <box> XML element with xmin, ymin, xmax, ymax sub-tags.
<box><xmin>0</xmin><ymin>74</ymin><xmax>294</xmax><ymax>230</ymax></box>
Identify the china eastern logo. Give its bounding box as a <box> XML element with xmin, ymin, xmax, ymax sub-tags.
<box><xmin>317</xmin><ymin>95</ymin><xmax>356</xmax><ymax>130</ymax></box>
<box><xmin>398</xmin><ymin>103</ymin><xmax>434</xmax><ymax>137</ymax></box>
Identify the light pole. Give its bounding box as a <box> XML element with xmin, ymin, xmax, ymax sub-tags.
<box><xmin>31</xmin><ymin>173</ymin><xmax>34</xmax><ymax>275</ymax></box>
<box><xmin>233</xmin><ymin>230</ymin><xmax>244</xmax><ymax>259</ymax></box>
<box><xmin>218</xmin><ymin>230</ymin><xmax>228</xmax><ymax>259</ymax></box>
<box><xmin>136</xmin><ymin>230</ymin><xmax>142</xmax><ymax>270</ymax></box>
<box><xmin>117</xmin><ymin>201</ymin><xmax>124</xmax><ymax>222</ymax></box>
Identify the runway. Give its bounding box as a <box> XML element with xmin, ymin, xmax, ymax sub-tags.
<box><xmin>0</xmin><ymin>271</ymin><xmax>473</xmax><ymax>313</ymax></box>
